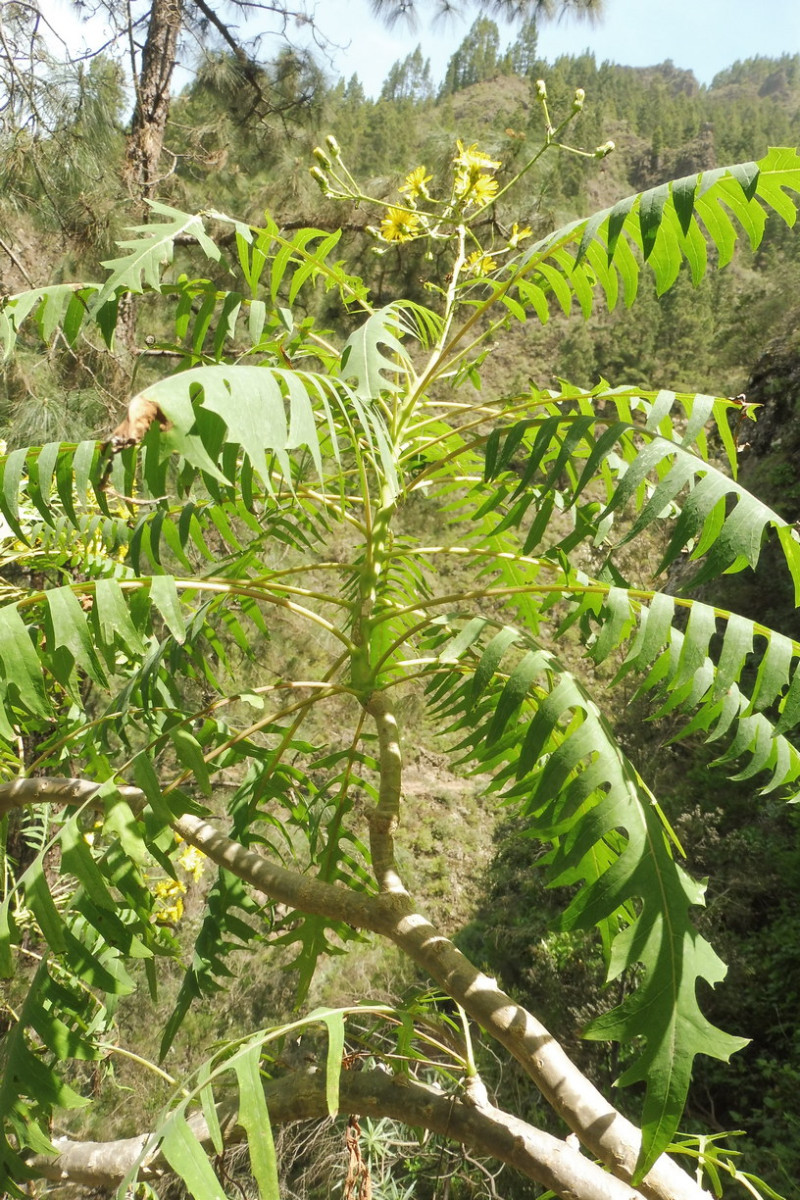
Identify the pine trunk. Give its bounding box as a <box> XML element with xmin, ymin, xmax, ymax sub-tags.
<box><xmin>124</xmin><ymin>0</ymin><xmax>183</xmax><ymax>203</ymax></box>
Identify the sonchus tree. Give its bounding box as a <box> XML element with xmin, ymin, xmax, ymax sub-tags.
<box><xmin>1</xmin><ymin>86</ymin><xmax>799</xmax><ymax>1200</ymax></box>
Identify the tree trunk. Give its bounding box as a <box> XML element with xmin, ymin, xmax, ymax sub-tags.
<box><xmin>124</xmin><ymin>0</ymin><xmax>183</xmax><ymax>204</ymax></box>
<box><xmin>117</xmin><ymin>0</ymin><xmax>183</xmax><ymax>357</ymax></box>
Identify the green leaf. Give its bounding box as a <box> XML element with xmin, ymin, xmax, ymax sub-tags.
<box><xmin>487</xmin><ymin>651</ymin><xmax>548</xmax><ymax>744</ymax></box>
<box><xmin>232</xmin><ymin>1045</ymin><xmax>279</xmax><ymax>1200</ymax></box>
<box><xmin>755</xmin><ymin>146</ymin><xmax>800</xmax><ymax>227</ymax></box>
<box><xmin>340</xmin><ymin>304</ymin><xmax>414</xmax><ymax>399</ymax></box>
<box><xmin>671</xmin><ymin>173</ymin><xmax>697</xmax><ymax>235</ymax></box>
<box><xmin>513</xmin><ymin>151</ymin><xmax>800</xmax><ymax>325</ymax></box>
<box><xmin>160</xmin><ymin>1115</ymin><xmax>227</xmax><ymax>1200</ymax></box>
<box><xmin>94</xmin><ymin>579</ymin><xmax>146</xmax><ymax>657</ymax></box>
<box><xmin>482</xmin><ymin>386</ymin><xmax>800</xmax><ymax>590</ymax></box>
<box><xmin>317</xmin><ymin>1007</ymin><xmax>345</xmax><ymax>1117</ymax></box>
<box><xmin>45</xmin><ymin>586</ymin><xmax>108</xmax><ymax>688</ymax></box>
<box><xmin>170</xmin><ymin>726</ymin><xmax>212</xmax><ymax>796</ymax></box>
<box><xmin>150</xmin><ymin>575</ymin><xmax>187</xmax><ymax>643</ymax></box>
<box><xmin>0</xmin><ymin>605</ymin><xmax>50</xmax><ymax>717</ymax></box>
<box><xmin>775</xmin><ymin>666</ymin><xmax>800</xmax><ymax>737</ymax></box>
<box><xmin>639</xmin><ymin>182</ymin><xmax>670</xmax><ymax>260</ymax></box>
<box><xmin>428</xmin><ymin>617</ymin><xmax>753</xmax><ymax>1176</ymax></box>
<box><xmin>26</xmin><ymin>441</ymin><xmax>61</xmax><ymax>524</ymax></box>
<box><xmin>0</xmin><ymin>449</ymin><xmax>27</xmax><ymax>540</ymax></box>
<box><xmin>198</xmin><ymin>1063</ymin><xmax>224</xmax><ymax>1155</ymax></box>
<box><xmin>24</xmin><ymin>858</ymin><xmax>67</xmax><ymax>951</ymax></box>
<box><xmin>249</xmin><ymin>298</ymin><xmax>267</xmax><ymax>344</ymax></box>
<box><xmin>94</xmin><ymin>204</ymin><xmax>222</xmax><ymax>307</ymax></box>
<box><xmin>122</xmin><ymin>362</ymin><xmax>395</xmax><ymax>494</ymax></box>
<box><xmin>749</xmin><ymin>630</ymin><xmax>794</xmax><ymax>713</ymax></box>
<box><xmin>471</xmin><ymin>627</ymin><xmax>519</xmax><ymax>703</ymax></box>
<box><xmin>582</xmin><ymin>841</ymin><xmax>749</xmax><ymax>1180</ymax></box>
<box><xmin>0</xmin><ymin>284</ymin><xmax>104</xmax><ymax>358</ymax></box>
<box><xmin>60</xmin><ymin>927</ymin><xmax>135</xmax><ymax>995</ymax></box>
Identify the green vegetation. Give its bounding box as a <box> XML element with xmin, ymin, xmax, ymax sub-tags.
<box><xmin>2</xmin><ymin>15</ymin><xmax>800</xmax><ymax>1200</ymax></box>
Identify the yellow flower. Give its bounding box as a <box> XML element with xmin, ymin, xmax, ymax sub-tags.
<box><xmin>454</xmin><ymin>141</ymin><xmax>501</xmax><ymax>172</ymax></box>
<box><xmin>400</xmin><ymin>166</ymin><xmax>432</xmax><ymax>201</ymax></box>
<box><xmin>154</xmin><ymin>878</ymin><xmax>185</xmax><ymax>899</ymax></box>
<box><xmin>509</xmin><ymin>223</ymin><xmax>533</xmax><ymax>247</ymax></box>
<box><xmin>466</xmin><ymin>251</ymin><xmax>498</xmax><ymax>275</ymax></box>
<box><xmin>380</xmin><ymin>206</ymin><xmax>422</xmax><ymax>243</ymax></box>
<box><xmin>453</xmin><ymin>140</ymin><xmax>501</xmax><ymax>208</ymax></box>
<box><xmin>154</xmin><ymin>877</ymin><xmax>186</xmax><ymax>923</ymax></box>
<box><xmin>178</xmin><ymin>844</ymin><xmax>206</xmax><ymax>883</ymax></box>
<box><xmin>83</xmin><ymin>819</ymin><xmax>104</xmax><ymax>847</ymax></box>
<box><xmin>456</xmin><ymin>173</ymin><xmax>499</xmax><ymax>208</ymax></box>
<box><xmin>156</xmin><ymin>896</ymin><xmax>184</xmax><ymax>923</ymax></box>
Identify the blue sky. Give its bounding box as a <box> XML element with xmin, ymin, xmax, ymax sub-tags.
<box><xmin>312</xmin><ymin>0</ymin><xmax>800</xmax><ymax>95</ymax></box>
<box><xmin>44</xmin><ymin>0</ymin><xmax>800</xmax><ymax>97</ymax></box>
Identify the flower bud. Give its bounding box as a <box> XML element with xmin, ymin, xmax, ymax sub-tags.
<box><xmin>594</xmin><ymin>140</ymin><xmax>615</xmax><ymax>158</ymax></box>
<box><xmin>535</xmin><ymin>78</ymin><xmax>547</xmax><ymax>100</ymax></box>
<box><xmin>325</xmin><ymin>134</ymin><xmax>341</xmax><ymax>158</ymax></box>
<box><xmin>313</xmin><ymin>146</ymin><xmax>332</xmax><ymax>169</ymax></box>
<box><xmin>573</xmin><ymin>87</ymin><xmax>585</xmax><ymax>111</ymax></box>
<box><xmin>309</xmin><ymin>165</ymin><xmax>330</xmax><ymax>192</ymax></box>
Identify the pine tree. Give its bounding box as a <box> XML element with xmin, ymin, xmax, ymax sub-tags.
<box><xmin>381</xmin><ymin>45</ymin><xmax>434</xmax><ymax>103</ymax></box>
<box><xmin>509</xmin><ymin>16</ymin><xmax>540</xmax><ymax>78</ymax></box>
<box><xmin>440</xmin><ymin>16</ymin><xmax>501</xmax><ymax>95</ymax></box>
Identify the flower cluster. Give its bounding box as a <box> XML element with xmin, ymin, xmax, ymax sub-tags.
<box><xmin>372</xmin><ymin>140</ymin><xmax>505</xmax><ymax>248</ymax></box>
<box><xmin>452</xmin><ymin>141</ymin><xmax>501</xmax><ymax>210</ymax></box>
<box><xmin>309</xmin><ymin>87</ymin><xmax>611</xmax><ymax>266</ymax></box>
<box><xmin>153</xmin><ymin>877</ymin><xmax>186</xmax><ymax>924</ymax></box>
<box><xmin>177</xmin><ymin>842</ymin><xmax>206</xmax><ymax>883</ymax></box>
<box><xmin>376</xmin><ymin>163</ymin><xmax>437</xmax><ymax>243</ymax></box>
<box><xmin>150</xmin><ymin>836</ymin><xmax>207</xmax><ymax>924</ymax></box>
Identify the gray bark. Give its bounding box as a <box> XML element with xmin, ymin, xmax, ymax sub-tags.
<box><xmin>125</xmin><ymin>0</ymin><xmax>183</xmax><ymax>202</ymax></box>
<box><xmin>30</xmin><ymin>1068</ymin><xmax>643</xmax><ymax>1200</ymax></box>
<box><xmin>0</xmin><ymin>777</ymin><xmax>711</xmax><ymax>1200</ymax></box>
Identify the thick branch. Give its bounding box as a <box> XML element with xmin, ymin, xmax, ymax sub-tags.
<box><xmin>365</xmin><ymin>691</ymin><xmax>406</xmax><ymax>894</ymax></box>
<box><xmin>174</xmin><ymin>810</ymin><xmax>377</xmax><ymax>928</ymax></box>
<box><xmin>30</xmin><ymin>1068</ymin><xmax>642</xmax><ymax>1200</ymax></box>
<box><xmin>382</xmin><ymin>910</ymin><xmax>710</xmax><ymax>1200</ymax></box>
<box><xmin>1</xmin><ymin>778</ymin><xmax>709</xmax><ymax>1200</ymax></box>
<box><xmin>0</xmin><ymin>779</ymin><xmax>373</xmax><ymax>927</ymax></box>
<box><xmin>0</xmin><ymin>776</ymin><xmax>144</xmax><ymax>815</ymax></box>
<box><xmin>178</xmin><ymin>815</ymin><xmax>712</xmax><ymax>1200</ymax></box>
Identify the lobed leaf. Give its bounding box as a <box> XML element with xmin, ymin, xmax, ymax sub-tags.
<box><xmin>423</xmin><ymin>616</ymin><xmax>752</xmax><ymax>1175</ymax></box>
<box><xmin>481</xmin><ymin>385</ymin><xmax>800</xmax><ymax>597</ymax></box>
<box><xmin>511</xmin><ymin>149</ymin><xmax>800</xmax><ymax>324</ymax></box>
<box><xmin>340</xmin><ymin>303</ymin><xmax>415</xmax><ymax>399</ymax></box>
<box><xmin>105</xmin><ymin>363</ymin><xmax>398</xmax><ymax>501</ymax></box>
<box><xmin>93</xmin><ymin>202</ymin><xmax>222</xmax><ymax>309</ymax></box>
